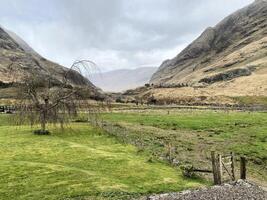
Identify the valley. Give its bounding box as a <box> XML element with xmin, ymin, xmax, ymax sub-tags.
<box><xmin>0</xmin><ymin>0</ymin><xmax>266</xmax><ymax>199</ymax></box>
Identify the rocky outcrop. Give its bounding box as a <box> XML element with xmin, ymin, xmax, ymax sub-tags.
<box><xmin>199</xmin><ymin>68</ymin><xmax>252</xmax><ymax>84</ymax></box>
<box><xmin>150</xmin><ymin>0</ymin><xmax>267</xmax><ymax>88</ymax></box>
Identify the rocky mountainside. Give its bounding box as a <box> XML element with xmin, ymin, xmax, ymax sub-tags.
<box><xmin>5</xmin><ymin>29</ymin><xmax>40</xmax><ymax>56</ymax></box>
<box><xmin>0</xmin><ymin>26</ymin><xmax>94</xmax><ymax>88</ymax></box>
<box><xmin>90</xmin><ymin>67</ymin><xmax>157</xmax><ymax>92</ymax></box>
<box><xmin>150</xmin><ymin>0</ymin><xmax>267</xmax><ymax>92</ymax></box>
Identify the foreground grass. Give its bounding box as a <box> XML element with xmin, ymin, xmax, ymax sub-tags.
<box><xmin>101</xmin><ymin>109</ymin><xmax>267</xmax><ymax>183</ymax></box>
<box><xmin>0</xmin><ymin>115</ymin><xmax>205</xmax><ymax>200</ymax></box>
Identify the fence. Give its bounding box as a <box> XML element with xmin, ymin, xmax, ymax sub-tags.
<box><xmin>193</xmin><ymin>151</ymin><xmax>247</xmax><ymax>185</ymax></box>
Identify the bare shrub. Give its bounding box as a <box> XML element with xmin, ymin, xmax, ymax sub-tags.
<box><xmin>14</xmin><ymin>60</ymin><xmax>101</xmax><ymax>133</ymax></box>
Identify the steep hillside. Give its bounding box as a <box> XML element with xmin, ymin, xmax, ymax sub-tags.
<box><xmin>91</xmin><ymin>67</ymin><xmax>157</xmax><ymax>92</ymax></box>
<box><xmin>0</xmin><ymin>26</ymin><xmax>94</xmax><ymax>88</ymax></box>
<box><xmin>150</xmin><ymin>0</ymin><xmax>267</xmax><ymax>95</ymax></box>
<box><xmin>5</xmin><ymin>29</ymin><xmax>40</xmax><ymax>56</ymax></box>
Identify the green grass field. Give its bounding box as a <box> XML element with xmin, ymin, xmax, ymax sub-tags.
<box><xmin>0</xmin><ymin>115</ymin><xmax>206</xmax><ymax>200</ymax></box>
<box><xmin>101</xmin><ymin>109</ymin><xmax>267</xmax><ymax>184</ymax></box>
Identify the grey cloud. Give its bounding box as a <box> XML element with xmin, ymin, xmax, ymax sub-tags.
<box><xmin>0</xmin><ymin>0</ymin><xmax>253</xmax><ymax>70</ymax></box>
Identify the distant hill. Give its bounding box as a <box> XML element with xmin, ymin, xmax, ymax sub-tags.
<box><xmin>90</xmin><ymin>67</ymin><xmax>158</xmax><ymax>92</ymax></box>
<box><xmin>0</xmin><ymin>26</ymin><xmax>95</xmax><ymax>88</ymax></box>
<box><xmin>150</xmin><ymin>0</ymin><xmax>267</xmax><ymax>97</ymax></box>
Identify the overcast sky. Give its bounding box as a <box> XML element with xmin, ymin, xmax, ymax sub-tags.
<box><xmin>0</xmin><ymin>0</ymin><xmax>253</xmax><ymax>71</ymax></box>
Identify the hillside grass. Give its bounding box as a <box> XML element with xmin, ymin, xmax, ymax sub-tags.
<box><xmin>101</xmin><ymin>109</ymin><xmax>267</xmax><ymax>183</ymax></box>
<box><xmin>233</xmin><ymin>96</ymin><xmax>267</xmax><ymax>107</ymax></box>
<box><xmin>0</xmin><ymin>115</ymin><xmax>206</xmax><ymax>200</ymax></box>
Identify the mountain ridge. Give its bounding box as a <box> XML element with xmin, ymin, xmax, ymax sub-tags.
<box><xmin>0</xmin><ymin>26</ymin><xmax>94</xmax><ymax>87</ymax></box>
<box><xmin>150</xmin><ymin>0</ymin><xmax>267</xmax><ymax>90</ymax></box>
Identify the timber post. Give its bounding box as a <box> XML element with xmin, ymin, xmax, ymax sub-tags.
<box><xmin>218</xmin><ymin>154</ymin><xmax>223</xmax><ymax>183</ymax></box>
<box><xmin>230</xmin><ymin>152</ymin><xmax>236</xmax><ymax>181</ymax></box>
<box><xmin>211</xmin><ymin>151</ymin><xmax>221</xmax><ymax>185</ymax></box>
<box><xmin>240</xmin><ymin>156</ymin><xmax>247</xmax><ymax>180</ymax></box>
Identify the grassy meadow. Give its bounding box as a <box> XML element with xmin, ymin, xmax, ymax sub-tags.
<box><xmin>0</xmin><ymin>114</ymin><xmax>206</xmax><ymax>200</ymax></box>
<box><xmin>1</xmin><ymin>106</ymin><xmax>266</xmax><ymax>199</ymax></box>
<box><xmin>101</xmin><ymin>108</ymin><xmax>267</xmax><ymax>184</ymax></box>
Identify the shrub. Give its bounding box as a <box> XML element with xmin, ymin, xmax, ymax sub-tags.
<box><xmin>33</xmin><ymin>130</ymin><xmax>50</xmax><ymax>135</ymax></box>
<box><xmin>116</xmin><ymin>98</ymin><xmax>124</xmax><ymax>103</ymax></box>
<box><xmin>74</xmin><ymin>117</ymin><xmax>88</xmax><ymax>123</ymax></box>
<box><xmin>180</xmin><ymin>164</ymin><xmax>195</xmax><ymax>178</ymax></box>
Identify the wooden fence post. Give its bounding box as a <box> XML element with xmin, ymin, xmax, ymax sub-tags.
<box><xmin>218</xmin><ymin>154</ymin><xmax>223</xmax><ymax>183</ymax></box>
<box><xmin>230</xmin><ymin>152</ymin><xmax>235</xmax><ymax>181</ymax></box>
<box><xmin>240</xmin><ymin>157</ymin><xmax>247</xmax><ymax>180</ymax></box>
<box><xmin>211</xmin><ymin>151</ymin><xmax>221</xmax><ymax>185</ymax></box>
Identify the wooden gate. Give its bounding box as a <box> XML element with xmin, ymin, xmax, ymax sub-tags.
<box><xmin>211</xmin><ymin>151</ymin><xmax>247</xmax><ymax>185</ymax></box>
<box><xmin>218</xmin><ymin>153</ymin><xmax>235</xmax><ymax>182</ymax></box>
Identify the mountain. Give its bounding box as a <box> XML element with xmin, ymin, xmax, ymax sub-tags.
<box><xmin>90</xmin><ymin>67</ymin><xmax>157</xmax><ymax>92</ymax></box>
<box><xmin>0</xmin><ymin>26</ymin><xmax>94</xmax><ymax>88</ymax></box>
<box><xmin>5</xmin><ymin>29</ymin><xmax>40</xmax><ymax>56</ymax></box>
<box><xmin>150</xmin><ymin>0</ymin><xmax>267</xmax><ymax>96</ymax></box>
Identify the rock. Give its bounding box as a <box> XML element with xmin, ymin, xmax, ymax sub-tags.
<box><xmin>199</xmin><ymin>68</ymin><xmax>252</xmax><ymax>84</ymax></box>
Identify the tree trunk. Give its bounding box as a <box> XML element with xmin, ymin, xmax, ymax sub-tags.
<box><xmin>40</xmin><ymin>111</ymin><xmax>46</xmax><ymax>132</ymax></box>
<box><xmin>40</xmin><ymin>98</ymin><xmax>49</xmax><ymax>132</ymax></box>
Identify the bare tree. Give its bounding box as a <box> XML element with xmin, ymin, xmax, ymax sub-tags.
<box><xmin>15</xmin><ymin>60</ymin><xmax>100</xmax><ymax>134</ymax></box>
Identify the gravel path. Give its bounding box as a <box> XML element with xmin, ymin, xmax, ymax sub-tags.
<box><xmin>141</xmin><ymin>180</ymin><xmax>267</xmax><ymax>200</ymax></box>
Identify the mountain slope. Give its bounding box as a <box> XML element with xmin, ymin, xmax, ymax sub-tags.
<box><xmin>0</xmin><ymin>26</ymin><xmax>94</xmax><ymax>87</ymax></box>
<box><xmin>91</xmin><ymin>67</ymin><xmax>157</xmax><ymax>92</ymax></box>
<box><xmin>5</xmin><ymin>29</ymin><xmax>40</xmax><ymax>56</ymax></box>
<box><xmin>150</xmin><ymin>0</ymin><xmax>267</xmax><ymax>93</ymax></box>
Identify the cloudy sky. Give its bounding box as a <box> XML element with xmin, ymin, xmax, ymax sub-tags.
<box><xmin>0</xmin><ymin>0</ymin><xmax>253</xmax><ymax>71</ymax></box>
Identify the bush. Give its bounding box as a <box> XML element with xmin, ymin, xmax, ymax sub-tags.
<box><xmin>180</xmin><ymin>164</ymin><xmax>195</xmax><ymax>178</ymax></box>
<box><xmin>0</xmin><ymin>81</ymin><xmax>13</xmax><ymax>88</ymax></box>
<box><xmin>74</xmin><ymin>118</ymin><xmax>88</xmax><ymax>123</ymax></box>
<box><xmin>115</xmin><ymin>98</ymin><xmax>124</xmax><ymax>103</ymax></box>
<box><xmin>33</xmin><ymin>130</ymin><xmax>50</xmax><ymax>135</ymax></box>
<box><xmin>147</xmin><ymin>96</ymin><xmax>157</xmax><ymax>105</ymax></box>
